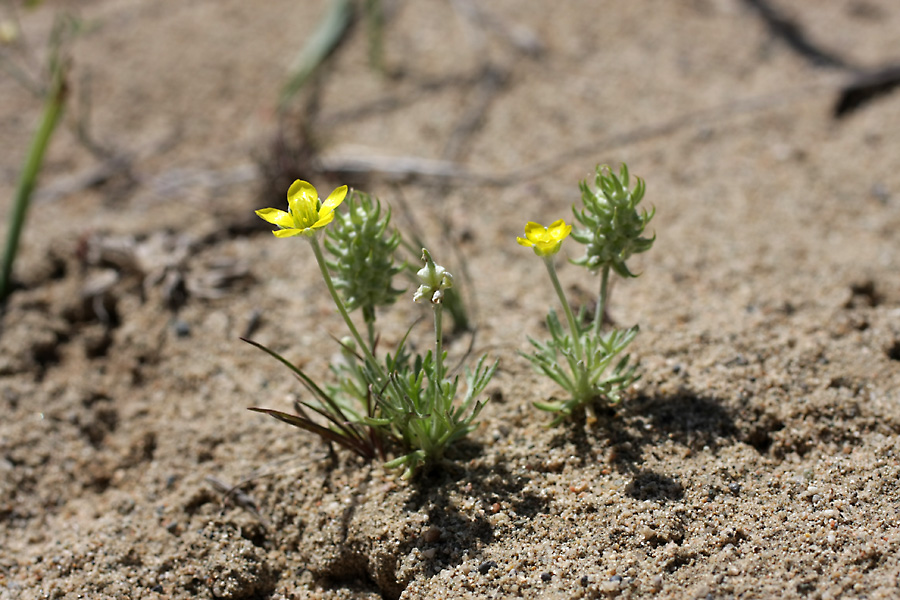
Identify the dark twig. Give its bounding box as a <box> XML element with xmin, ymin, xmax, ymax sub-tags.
<box><xmin>741</xmin><ymin>0</ymin><xmax>855</xmax><ymax>70</ymax></box>
<box><xmin>834</xmin><ymin>65</ymin><xmax>900</xmax><ymax>118</ymax></box>
<box><xmin>205</xmin><ymin>476</ymin><xmax>270</xmax><ymax>527</ymax></box>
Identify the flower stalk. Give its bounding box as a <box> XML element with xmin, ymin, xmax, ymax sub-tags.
<box><xmin>542</xmin><ymin>254</ymin><xmax>583</xmax><ymax>363</ymax></box>
<box><xmin>414</xmin><ymin>248</ymin><xmax>452</xmax><ymax>411</ymax></box>
<box><xmin>309</xmin><ymin>235</ymin><xmax>383</xmax><ymax>376</ymax></box>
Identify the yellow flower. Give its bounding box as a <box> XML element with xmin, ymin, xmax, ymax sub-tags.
<box><xmin>517</xmin><ymin>219</ymin><xmax>572</xmax><ymax>257</ymax></box>
<box><xmin>256</xmin><ymin>180</ymin><xmax>348</xmax><ymax>238</ymax></box>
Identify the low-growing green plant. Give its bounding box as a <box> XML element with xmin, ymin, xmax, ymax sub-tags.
<box><xmin>518</xmin><ymin>163</ymin><xmax>655</xmax><ymax>424</ymax></box>
<box><xmin>247</xmin><ymin>181</ymin><xmax>496</xmax><ymax>478</ymax></box>
<box><xmin>373</xmin><ymin>249</ymin><xmax>495</xmax><ymax>477</ymax></box>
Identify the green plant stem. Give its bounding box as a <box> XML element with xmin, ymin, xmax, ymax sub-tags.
<box><xmin>432</xmin><ymin>302</ymin><xmax>444</xmax><ymax>410</ymax></box>
<box><xmin>365</xmin><ymin>0</ymin><xmax>384</xmax><ymax>73</ymax></box>
<box><xmin>365</xmin><ymin>318</ymin><xmax>377</xmax><ymax>351</ymax></box>
<box><xmin>1</xmin><ymin>63</ymin><xmax>66</xmax><ymax>303</ymax></box>
<box><xmin>593</xmin><ymin>265</ymin><xmax>610</xmax><ymax>337</ymax></box>
<box><xmin>542</xmin><ymin>255</ymin><xmax>583</xmax><ymax>363</ymax></box>
<box><xmin>309</xmin><ymin>236</ymin><xmax>385</xmax><ymax>379</ymax></box>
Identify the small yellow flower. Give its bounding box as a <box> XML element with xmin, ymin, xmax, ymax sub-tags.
<box><xmin>256</xmin><ymin>180</ymin><xmax>348</xmax><ymax>238</ymax></box>
<box><xmin>517</xmin><ymin>219</ymin><xmax>572</xmax><ymax>257</ymax></box>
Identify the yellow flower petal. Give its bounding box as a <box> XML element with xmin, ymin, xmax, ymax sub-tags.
<box><xmin>287</xmin><ymin>180</ymin><xmax>317</xmax><ymax>203</ymax></box>
<box><xmin>516</xmin><ymin>236</ymin><xmax>534</xmax><ymax>247</ymax></box>
<box><xmin>273</xmin><ymin>228</ymin><xmax>304</xmax><ymax>238</ymax></box>
<box><xmin>547</xmin><ymin>219</ymin><xmax>566</xmax><ymax>229</ymax></box>
<box><xmin>255</xmin><ymin>208</ymin><xmax>294</xmax><ymax>228</ymax></box>
<box><xmin>523</xmin><ymin>221</ymin><xmax>545</xmax><ymax>239</ymax></box>
<box><xmin>312</xmin><ymin>211</ymin><xmax>335</xmax><ymax>229</ymax></box>
<box><xmin>320</xmin><ymin>185</ymin><xmax>348</xmax><ymax>215</ymax></box>
<box><xmin>547</xmin><ymin>219</ymin><xmax>572</xmax><ymax>241</ymax></box>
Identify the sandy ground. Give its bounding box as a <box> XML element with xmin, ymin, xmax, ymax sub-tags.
<box><xmin>2</xmin><ymin>0</ymin><xmax>900</xmax><ymax>598</ymax></box>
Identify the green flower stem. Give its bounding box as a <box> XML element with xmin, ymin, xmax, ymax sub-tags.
<box><xmin>310</xmin><ymin>236</ymin><xmax>384</xmax><ymax>379</ymax></box>
<box><xmin>593</xmin><ymin>265</ymin><xmax>610</xmax><ymax>337</ymax></box>
<box><xmin>542</xmin><ymin>255</ymin><xmax>583</xmax><ymax>363</ymax></box>
<box><xmin>432</xmin><ymin>302</ymin><xmax>444</xmax><ymax>409</ymax></box>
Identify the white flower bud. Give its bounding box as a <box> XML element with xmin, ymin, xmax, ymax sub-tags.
<box><xmin>414</xmin><ymin>248</ymin><xmax>452</xmax><ymax>305</ymax></box>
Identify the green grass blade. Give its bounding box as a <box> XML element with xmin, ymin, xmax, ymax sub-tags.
<box><xmin>1</xmin><ymin>62</ymin><xmax>66</xmax><ymax>302</ymax></box>
<box><xmin>279</xmin><ymin>0</ymin><xmax>353</xmax><ymax>111</ymax></box>
<box><xmin>241</xmin><ymin>337</ymin><xmax>336</xmax><ymax>406</ymax></box>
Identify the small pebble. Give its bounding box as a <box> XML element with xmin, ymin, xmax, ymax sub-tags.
<box><xmin>478</xmin><ymin>561</ymin><xmax>497</xmax><ymax>575</ymax></box>
<box><xmin>173</xmin><ymin>320</ymin><xmax>191</xmax><ymax>337</ymax></box>
<box><xmin>541</xmin><ymin>572</ymin><xmax>552</xmax><ymax>582</ymax></box>
<box><xmin>423</xmin><ymin>527</ymin><xmax>441</xmax><ymax>543</ymax></box>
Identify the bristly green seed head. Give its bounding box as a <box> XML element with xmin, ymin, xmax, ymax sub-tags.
<box><xmin>324</xmin><ymin>191</ymin><xmax>405</xmax><ymax>323</ymax></box>
<box><xmin>570</xmin><ymin>163</ymin><xmax>655</xmax><ymax>278</ymax></box>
